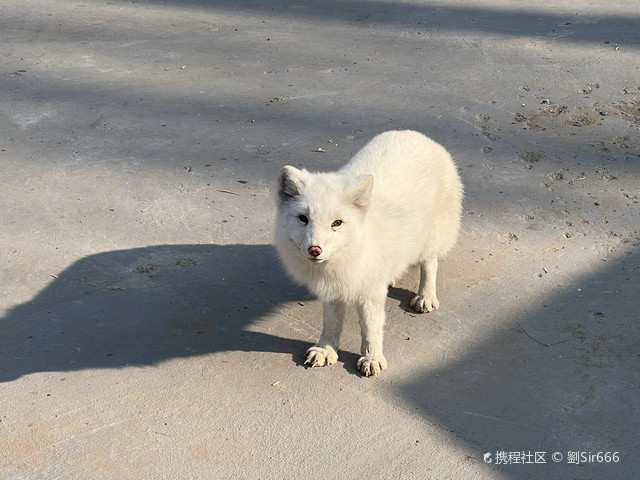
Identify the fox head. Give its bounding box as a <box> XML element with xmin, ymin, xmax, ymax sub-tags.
<box><xmin>276</xmin><ymin>166</ymin><xmax>373</xmax><ymax>264</ymax></box>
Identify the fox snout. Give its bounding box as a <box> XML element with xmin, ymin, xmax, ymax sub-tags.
<box><xmin>308</xmin><ymin>246</ymin><xmax>322</xmax><ymax>257</ymax></box>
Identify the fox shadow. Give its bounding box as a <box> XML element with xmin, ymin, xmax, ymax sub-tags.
<box><xmin>387</xmin><ymin>285</ymin><xmax>419</xmax><ymax>312</ymax></box>
<box><xmin>0</xmin><ymin>244</ymin><xmax>311</xmax><ymax>383</ymax></box>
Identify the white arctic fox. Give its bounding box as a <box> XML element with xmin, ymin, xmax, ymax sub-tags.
<box><xmin>275</xmin><ymin>130</ymin><xmax>463</xmax><ymax>376</ymax></box>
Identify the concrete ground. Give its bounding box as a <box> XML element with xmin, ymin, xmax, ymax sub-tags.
<box><xmin>1</xmin><ymin>0</ymin><xmax>639</xmax><ymax>478</ymax></box>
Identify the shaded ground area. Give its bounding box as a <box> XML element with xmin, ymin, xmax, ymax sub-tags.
<box><xmin>1</xmin><ymin>0</ymin><xmax>639</xmax><ymax>478</ymax></box>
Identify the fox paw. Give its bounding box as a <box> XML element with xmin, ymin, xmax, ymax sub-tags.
<box><xmin>410</xmin><ymin>294</ymin><xmax>439</xmax><ymax>313</ymax></box>
<box><xmin>305</xmin><ymin>346</ymin><xmax>338</xmax><ymax>368</ymax></box>
<box><xmin>356</xmin><ymin>355</ymin><xmax>387</xmax><ymax>377</ymax></box>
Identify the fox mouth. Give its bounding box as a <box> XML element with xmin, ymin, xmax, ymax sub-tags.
<box><xmin>308</xmin><ymin>257</ymin><xmax>325</xmax><ymax>263</ymax></box>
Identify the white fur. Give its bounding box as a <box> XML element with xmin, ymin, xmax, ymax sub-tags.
<box><xmin>274</xmin><ymin>130</ymin><xmax>463</xmax><ymax>376</ymax></box>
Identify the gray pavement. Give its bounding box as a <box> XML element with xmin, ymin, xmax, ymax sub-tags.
<box><xmin>1</xmin><ymin>1</ymin><xmax>639</xmax><ymax>478</ymax></box>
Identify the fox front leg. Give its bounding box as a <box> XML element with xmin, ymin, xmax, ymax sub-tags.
<box><xmin>305</xmin><ymin>300</ymin><xmax>346</xmax><ymax>368</ymax></box>
<box><xmin>356</xmin><ymin>296</ymin><xmax>388</xmax><ymax>376</ymax></box>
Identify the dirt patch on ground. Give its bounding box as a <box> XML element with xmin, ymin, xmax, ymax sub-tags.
<box><xmin>614</xmin><ymin>98</ymin><xmax>640</xmax><ymax>125</ymax></box>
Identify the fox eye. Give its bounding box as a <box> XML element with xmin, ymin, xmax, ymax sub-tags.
<box><xmin>331</xmin><ymin>219</ymin><xmax>343</xmax><ymax>229</ymax></box>
<box><xmin>298</xmin><ymin>214</ymin><xmax>309</xmax><ymax>225</ymax></box>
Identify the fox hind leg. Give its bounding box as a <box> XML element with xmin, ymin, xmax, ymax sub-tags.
<box><xmin>410</xmin><ymin>255</ymin><xmax>439</xmax><ymax>313</ymax></box>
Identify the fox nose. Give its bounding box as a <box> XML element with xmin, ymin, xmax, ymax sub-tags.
<box><xmin>308</xmin><ymin>246</ymin><xmax>322</xmax><ymax>257</ymax></box>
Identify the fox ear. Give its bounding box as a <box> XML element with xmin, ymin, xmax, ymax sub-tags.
<box><xmin>349</xmin><ymin>175</ymin><xmax>373</xmax><ymax>210</ymax></box>
<box><xmin>278</xmin><ymin>166</ymin><xmax>307</xmax><ymax>204</ymax></box>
